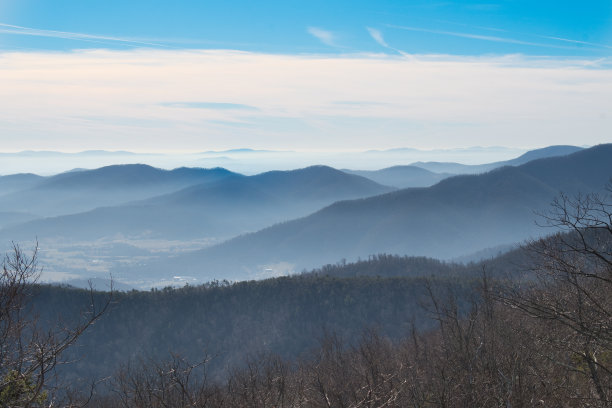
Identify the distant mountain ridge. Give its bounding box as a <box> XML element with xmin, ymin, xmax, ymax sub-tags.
<box><xmin>347</xmin><ymin>145</ymin><xmax>583</xmax><ymax>187</ymax></box>
<box><xmin>129</xmin><ymin>144</ymin><xmax>610</xmax><ymax>281</ymax></box>
<box><xmin>344</xmin><ymin>166</ymin><xmax>450</xmax><ymax>188</ymax></box>
<box><xmin>0</xmin><ymin>173</ymin><xmax>45</xmax><ymax>195</ymax></box>
<box><xmin>0</xmin><ymin>144</ymin><xmax>597</xmax><ymax>287</ymax></box>
<box><xmin>0</xmin><ymin>166</ymin><xmax>394</xmax><ymax>242</ymax></box>
<box><xmin>39</xmin><ymin>164</ymin><xmax>235</xmax><ymax>190</ymax></box>
<box><xmin>0</xmin><ymin>164</ymin><xmax>239</xmax><ymax>217</ymax></box>
<box><xmin>411</xmin><ymin>145</ymin><xmax>583</xmax><ymax>175</ymax></box>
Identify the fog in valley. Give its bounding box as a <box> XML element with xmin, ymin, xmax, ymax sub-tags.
<box><xmin>0</xmin><ymin>144</ymin><xmax>599</xmax><ymax>289</ymax></box>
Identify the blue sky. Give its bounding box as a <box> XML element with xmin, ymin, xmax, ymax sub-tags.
<box><xmin>0</xmin><ymin>1</ymin><xmax>611</xmax><ymax>153</ymax></box>
<box><xmin>2</xmin><ymin>0</ymin><xmax>611</xmax><ymax>56</ymax></box>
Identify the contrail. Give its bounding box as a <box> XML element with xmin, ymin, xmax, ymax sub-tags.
<box><xmin>387</xmin><ymin>22</ymin><xmax>612</xmax><ymax>51</ymax></box>
<box><xmin>0</xmin><ymin>22</ymin><xmax>165</xmax><ymax>47</ymax></box>
<box><xmin>386</xmin><ymin>24</ymin><xmax>585</xmax><ymax>51</ymax></box>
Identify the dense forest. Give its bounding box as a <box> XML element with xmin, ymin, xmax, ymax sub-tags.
<box><xmin>33</xmin><ymin>257</ymin><xmax>480</xmax><ymax>385</ymax></box>
<box><xmin>0</xmin><ymin>189</ymin><xmax>610</xmax><ymax>407</ymax></box>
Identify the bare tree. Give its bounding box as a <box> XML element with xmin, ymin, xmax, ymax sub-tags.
<box><xmin>226</xmin><ymin>352</ymin><xmax>300</xmax><ymax>408</ymax></box>
<box><xmin>499</xmin><ymin>187</ymin><xmax>612</xmax><ymax>405</ymax></box>
<box><xmin>111</xmin><ymin>353</ymin><xmax>223</xmax><ymax>408</ymax></box>
<box><xmin>0</xmin><ymin>243</ymin><xmax>111</xmax><ymax>407</ymax></box>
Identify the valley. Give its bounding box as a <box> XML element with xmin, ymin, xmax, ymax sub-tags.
<box><xmin>0</xmin><ymin>144</ymin><xmax>603</xmax><ymax>289</ymax></box>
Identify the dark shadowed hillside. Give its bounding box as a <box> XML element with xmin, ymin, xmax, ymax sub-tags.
<box><xmin>31</xmin><ymin>243</ymin><xmax>538</xmax><ymax>385</ymax></box>
<box><xmin>33</xmin><ymin>252</ymin><xmax>501</xmax><ymax>384</ymax></box>
<box><xmin>128</xmin><ymin>144</ymin><xmax>610</xmax><ymax>281</ymax></box>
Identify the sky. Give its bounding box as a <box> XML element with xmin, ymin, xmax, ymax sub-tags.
<box><xmin>0</xmin><ymin>1</ymin><xmax>611</xmax><ymax>152</ymax></box>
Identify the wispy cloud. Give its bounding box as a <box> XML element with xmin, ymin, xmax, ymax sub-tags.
<box><xmin>307</xmin><ymin>27</ymin><xmax>337</xmax><ymax>47</ymax></box>
<box><xmin>161</xmin><ymin>102</ymin><xmax>258</xmax><ymax>110</ymax></box>
<box><xmin>366</xmin><ymin>27</ymin><xmax>407</xmax><ymax>56</ymax></box>
<box><xmin>0</xmin><ymin>22</ymin><xmax>163</xmax><ymax>47</ymax></box>
<box><xmin>386</xmin><ymin>24</ymin><xmax>578</xmax><ymax>50</ymax></box>
<box><xmin>425</xmin><ymin>19</ymin><xmax>612</xmax><ymax>50</ymax></box>
<box><xmin>367</xmin><ymin>27</ymin><xmax>389</xmax><ymax>48</ymax></box>
<box><xmin>537</xmin><ymin>35</ymin><xmax>612</xmax><ymax>50</ymax></box>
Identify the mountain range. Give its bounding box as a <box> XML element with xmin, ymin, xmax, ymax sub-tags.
<box><xmin>345</xmin><ymin>145</ymin><xmax>583</xmax><ymax>188</ymax></box>
<box><xmin>410</xmin><ymin>145</ymin><xmax>583</xmax><ymax>175</ymax></box>
<box><xmin>344</xmin><ymin>166</ymin><xmax>451</xmax><ymax>188</ymax></box>
<box><xmin>0</xmin><ymin>164</ymin><xmax>238</xmax><ymax>217</ymax></box>
<box><xmin>0</xmin><ymin>143</ymin><xmax>599</xmax><ymax>287</ymax></box>
<box><xmin>0</xmin><ymin>166</ymin><xmax>393</xmax><ymax>242</ymax></box>
<box><xmin>120</xmin><ymin>144</ymin><xmax>610</xmax><ymax>281</ymax></box>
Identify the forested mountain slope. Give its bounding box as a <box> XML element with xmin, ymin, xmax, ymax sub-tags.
<box><xmin>34</xmin><ymin>253</ymin><xmax>503</xmax><ymax>383</ymax></box>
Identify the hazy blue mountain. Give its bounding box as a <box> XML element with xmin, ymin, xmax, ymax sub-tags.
<box><xmin>129</xmin><ymin>144</ymin><xmax>610</xmax><ymax>281</ymax></box>
<box><xmin>0</xmin><ymin>166</ymin><xmax>394</xmax><ymax>242</ymax></box>
<box><xmin>0</xmin><ymin>211</ymin><xmax>40</xmax><ymax>229</ymax></box>
<box><xmin>344</xmin><ymin>166</ymin><xmax>451</xmax><ymax>188</ymax></box>
<box><xmin>346</xmin><ymin>145</ymin><xmax>582</xmax><ymax>187</ymax></box>
<box><xmin>412</xmin><ymin>145</ymin><xmax>583</xmax><ymax>175</ymax></box>
<box><xmin>0</xmin><ymin>173</ymin><xmax>45</xmax><ymax>195</ymax></box>
<box><xmin>0</xmin><ymin>164</ymin><xmax>239</xmax><ymax>217</ymax></box>
<box><xmin>57</xmin><ymin>277</ymin><xmax>135</xmax><ymax>291</ymax></box>
<box><xmin>40</xmin><ymin>164</ymin><xmax>235</xmax><ymax>189</ymax></box>
<box><xmin>153</xmin><ymin>165</ymin><xmax>392</xmax><ymax>205</ymax></box>
<box><xmin>503</xmin><ymin>145</ymin><xmax>585</xmax><ymax>166</ymax></box>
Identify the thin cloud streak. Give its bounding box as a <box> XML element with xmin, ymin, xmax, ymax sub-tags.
<box><xmin>405</xmin><ymin>18</ymin><xmax>612</xmax><ymax>51</ymax></box>
<box><xmin>307</xmin><ymin>27</ymin><xmax>337</xmax><ymax>47</ymax></box>
<box><xmin>386</xmin><ymin>24</ymin><xmax>580</xmax><ymax>51</ymax></box>
<box><xmin>538</xmin><ymin>35</ymin><xmax>612</xmax><ymax>49</ymax></box>
<box><xmin>367</xmin><ymin>27</ymin><xmax>389</xmax><ymax>48</ymax></box>
<box><xmin>0</xmin><ymin>22</ymin><xmax>165</xmax><ymax>47</ymax></box>
<box><xmin>366</xmin><ymin>27</ymin><xmax>407</xmax><ymax>56</ymax></box>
